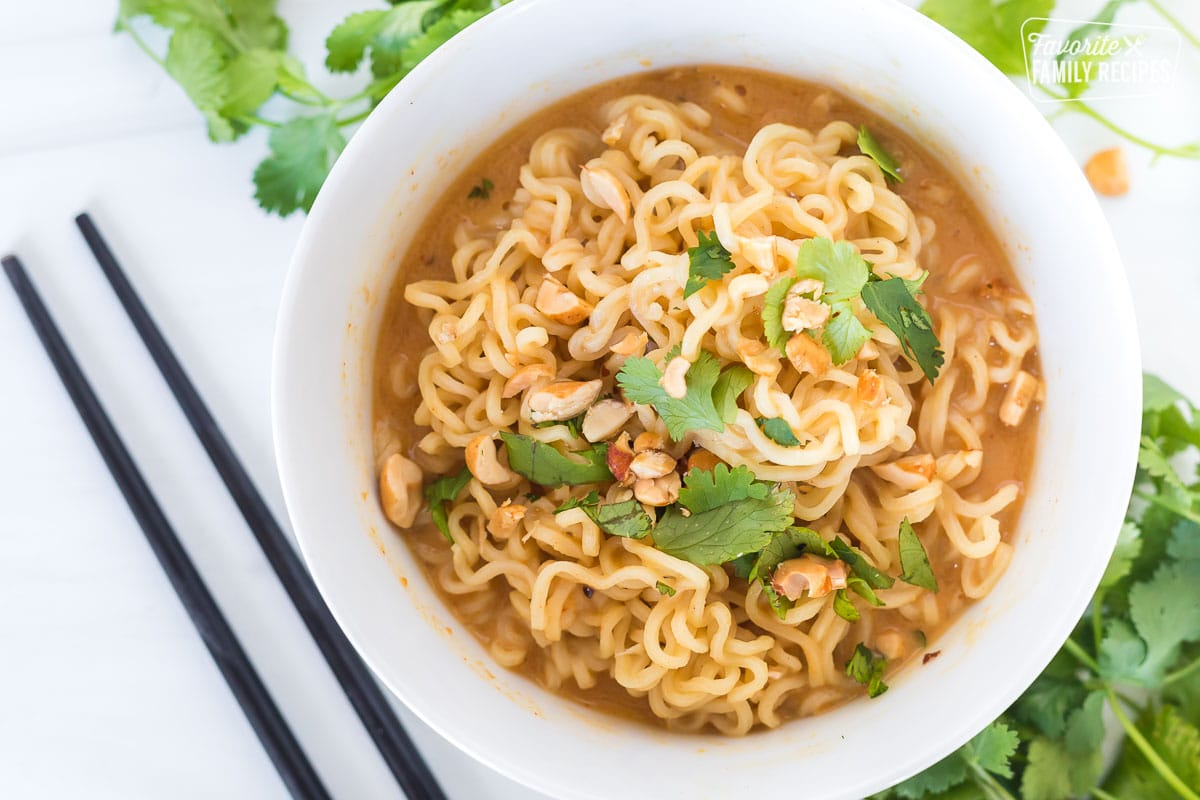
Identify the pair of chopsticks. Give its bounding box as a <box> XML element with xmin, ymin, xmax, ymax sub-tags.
<box><xmin>4</xmin><ymin>215</ymin><xmax>447</xmax><ymax>800</ymax></box>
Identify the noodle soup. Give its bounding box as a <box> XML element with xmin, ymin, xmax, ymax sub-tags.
<box><xmin>371</xmin><ymin>66</ymin><xmax>1040</xmax><ymax>734</ymax></box>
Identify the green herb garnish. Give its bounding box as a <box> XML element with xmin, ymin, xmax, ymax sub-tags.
<box><xmin>794</xmin><ymin>238</ymin><xmax>873</xmax><ymax>364</ymax></box>
<box><xmin>424</xmin><ymin>467</ymin><xmax>472</xmax><ymax>543</ymax></box>
<box><xmin>846</xmin><ymin>643</ymin><xmax>889</xmax><ymax>698</ymax></box>
<box><xmin>115</xmin><ymin>0</ymin><xmax>502</xmax><ymax>217</ymax></box>
<box><xmin>857</xmin><ymin>125</ymin><xmax>903</xmax><ymax>182</ymax></box>
<box><xmin>756</xmin><ymin>417</ymin><xmax>801</xmax><ymax>447</ymax></box>
<box><xmin>558</xmin><ymin>492</ymin><xmax>654</xmax><ymax>539</ymax></box>
<box><xmin>652</xmin><ymin>471</ymin><xmax>794</xmax><ymax>566</ymax></box>
<box><xmin>498</xmin><ymin>433</ymin><xmax>611</xmax><ymax>486</ymax></box>
<box><xmin>762</xmin><ymin>276</ymin><xmax>796</xmax><ymax>353</ymax></box>
<box><xmin>898</xmin><ymin>517</ymin><xmax>939</xmax><ymax>592</ymax></box>
<box><xmin>656</xmin><ymin>581</ymin><xmax>677</xmax><ymax>597</ymax></box>
<box><xmin>617</xmin><ymin>350</ymin><xmax>749</xmax><ymax>439</ymax></box>
<box><xmin>467</xmin><ymin>177</ymin><xmax>494</xmax><ymax>200</ymax></box>
<box><xmin>684</xmin><ymin>230</ymin><xmax>736</xmax><ymax>297</ymax></box>
<box><xmin>861</xmin><ymin>276</ymin><xmax>944</xmax><ymax>383</ymax></box>
<box><xmin>833</xmin><ymin>589</ymin><xmax>860</xmax><ymax>622</ymax></box>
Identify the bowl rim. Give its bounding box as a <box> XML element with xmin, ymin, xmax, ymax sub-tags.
<box><xmin>272</xmin><ymin>0</ymin><xmax>1143</xmax><ymax>796</ymax></box>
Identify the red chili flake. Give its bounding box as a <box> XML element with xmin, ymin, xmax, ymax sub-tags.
<box><xmin>923</xmin><ymin>650</ymin><xmax>942</xmax><ymax>665</ymax></box>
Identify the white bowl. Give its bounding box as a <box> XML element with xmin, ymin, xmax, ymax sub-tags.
<box><xmin>272</xmin><ymin>0</ymin><xmax>1141</xmax><ymax>797</ymax></box>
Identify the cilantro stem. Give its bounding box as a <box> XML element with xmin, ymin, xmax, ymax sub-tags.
<box><xmin>237</xmin><ymin>114</ymin><xmax>280</xmax><ymax>129</ymax></box>
<box><xmin>1091</xmin><ymin>788</ymin><xmax>1122</xmax><ymax>800</ymax></box>
<box><xmin>967</xmin><ymin>763</ymin><xmax>1018</xmax><ymax>800</ymax></box>
<box><xmin>1163</xmin><ymin>652</ymin><xmax>1200</xmax><ymax>686</ymax></box>
<box><xmin>123</xmin><ymin>25</ymin><xmax>166</xmax><ymax>69</ymax></box>
<box><xmin>1063</xmin><ymin>637</ymin><xmax>1102</xmax><ymax>675</ymax></box>
<box><xmin>1105</xmin><ymin>688</ymin><xmax>1200</xmax><ymax>800</ymax></box>
<box><xmin>1146</xmin><ymin>0</ymin><xmax>1200</xmax><ymax>49</ymax></box>
<box><xmin>1133</xmin><ymin>489</ymin><xmax>1200</xmax><ymax>525</ymax></box>
<box><xmin>336</xmin><ymin>108</ymin><xmax>373</xmax><ymax>127</ymax></box>
<box><xmin>1036</xmin><ymin>86</ymin><xmax>1200</xmax><ymax>160</ymax></box>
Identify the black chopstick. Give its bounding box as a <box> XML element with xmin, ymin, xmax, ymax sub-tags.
<box><xmin>2</xmin><ymin>255</ymin><xmax>332</xmax><ymax>800</ymax></box>
<box><xmin>75</xmin><ymin>213</ymin><xmax>448</xmax><ymax>800</ymax></box>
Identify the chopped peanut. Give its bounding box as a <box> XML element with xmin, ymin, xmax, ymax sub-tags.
<box><xmin>687</xmin><ymin>449</ymin><xmax>723</xmax><ymax>472</ymax></box>
<box><xmin>634</xmin><ymin>471</ymin><xmax>681</xmax><ymax>506</ymax></box>
<box><xmin>633</xmin><ymin>431</ymin><xmax>665</xmax><ymax>453</ymax></box>
<box><xmin>380</xmin><ymin>453</ymin><xmax>423</xmax><ymax>529</ymax></box>
<box><xmin>737</xmin><ymin>339</ymin><xmax>780</xmax><ymax>377</ymax></box>
<box><xmin>857</xmin><ymin>369</ymin><xmax>884</xmax><ymax>406</ymax></box>
<box><xmin>785</xmin><ymin>333</ymin><xmax>831</xmax><ymax>377</ymax></box>
<box><xmin>661</xmin><ymin>356</ymin><xmax>690</xmax><ymax>399</ymax></box>
<box><xmin>781</xmin><ymin>282</ymin><xmax>830</xmax><ymax>332</ymax></box>
<box><xmin>535</xmin><ymin>276</ymin><xmax>593</xmax><ymax>325</ymax></box>
<box><xmin>607</xmin><ymin>432</ymin><xmax>635</xmax><ymax>484</ymax></box>
<box><xmin>1084</xmin><ymin>147</ymin><xmax>1129</xmax><ymax>197</ymax></box>
<box><xmin>856</xmin><ymin>340</ymin><xmax>879</xmax><ymax>360</ymax></box>
<box><xmin>525</xmin><ymin>379</ymin><xmax>603</xmax><ymax>423</ymax></box>
<box><xmin>610</xmin><ymin>330</ymin><xmax>648</xmax><ymax>356</ymax></box>
<box><xmin>580</xmin><ymin>165</ymin><xmax>631</xmax><ymax>223</ymax></box>
<box><xmin>629</xmin><ymin>450</ymin><xmax>677</xmax><ymax>480</ymax></box>
<box><xmin>1000</xmin><ymin>370</ymin><xmax>1039</xmax><ymax>427</ymax></box>
<box><xmin>601</xmin><ymin>114</ymin><xmax>627</xmax><ymax>147</ymax></box>
<box><xmin>465</xmin><ymin>434</ymin><xmax>516</xmax><ymax>487</ymax></box>
<box><xmin>487</xmin><ymin>501</ymin><xmax>526</xmax><ymax>537</ymax></box>
<box><xmin>581</xmin><ymin>399</ymin><xmax>634</xmax><ymax>443</ymax></box>
<box><xmin>502</xmin><ymin>363</ymin><xmax>554</xmax><ymax>398</ymax></box>
<box><xmin>770</xmin><ymin>555</ymin><xmax>844</xmax><ymax>600</ymax></box>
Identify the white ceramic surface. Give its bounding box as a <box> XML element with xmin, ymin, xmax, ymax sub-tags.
<box><xmin>273</xmin><ymin>0</ymin><xmax>1142</xmax><ymax>798</ymax></box>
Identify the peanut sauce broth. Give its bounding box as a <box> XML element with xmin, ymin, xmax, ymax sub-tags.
<box><xmin>371</xmin><ymin>65</ymin><xmax>1041</xmax><ymax>729</ymax></box>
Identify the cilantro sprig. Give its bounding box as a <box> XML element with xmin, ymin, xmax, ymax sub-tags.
<box><xmin>875</xmin><ymin>374</ymin><xmax>1200</xmax><ymax>800</ymax></box>
<box><xmin>616</xmin><ymin>350</ymin><xmax>751</xmax><ymax>440</ymax></box>
<box><xmin>857</xmin><ymin>126</ymin><xmax>903</xmax><ymax>182</ymax></box>
<box><xmin>115</xmin><ymin>0</ymin><xmax>503</xmax><ymax>216</ymax></box>
<box><xmin>764</xmin><ymin>237</ymin><xmax>943</xmax><ymax>381</ymax></box>
<box><xmin>684</xmin><ymin>231</ymin><xmax>736</xmax><ymax>297</ymax></box>
<box><xmin>424</xmin><ymin>466</ymin><xmax>472</xmax><ymax>542</ymax></box>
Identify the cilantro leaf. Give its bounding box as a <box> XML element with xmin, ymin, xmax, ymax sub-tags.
<box><xmin>1058</xmin><ymin>0</ymin><xmax>1132</xmax><ymax>98</ymax></box>
<box><xmin>857</xmin><ymin>125</ymin><xmax>903</xmax><ymax>182</ymax></box>
<box><xmin>1144</xmin><ymin>373</ymin><xmax>1190</xmax><ymax>414</ymax></box>
<box><xmin>1104</xmin><ymin>705</ymin><xmax>1200</xmax><ymax>800</ymax></box>
<box><xmin>755</xmin><ymin>417</ymin><xmax>801</xmax><ymax>447</ymax></box>
<box><xmin>795</xmin><ymin>237</ymin><xmax>869</xmax><ymax>302</ymax></box>
<box><xmin>1139</xmin><ymin>434</ymin><xmax>1185</xmax><ymax>489</ymax></box>
<box><xmin>656</xmin><ymin>580</ymin><xmax>676</xmax><ymax>597</ymax></box>
<box><xmin>165</xmin><ymin>24</ymin><xmax>233</xmax><ymax>142</ymax></box>
<box><xmin>424</xmin><ymin>467</ymin><xmax>471</xmax><ymax>543</ymax></box>
<box><xmin>220</xmin><ymin>47</ymin><xmax>280</xmax><ymax>121</ymax></box>
<box><xmin>652</xmin><ymin>486</ymin><xmax>794</xmax><ymax>566</ymax></box>
<box><xmin>324</xmin><ymin>10</ymin><xmax>387</xmax><ymax>72</ymax></box>
<box><xmin>253</xmin><ymin>114</ymin><xmax>346</xmax><ymax>216</ymax></box>
<box><xmin>898</xmin><ymin>518</ymin><xmax>938</xmax><ymax>592</ymax></box>
<box><xmin>762</xmin><ymin>276</ymin><xmax>795</xmax><ymax>353</ymax></box>
<box><xmin>833</xmin><ymin>589</ymin><xmax>861</xmax><ymax>622</ymax></box>
<box><xmin>587</xmin><ymin>499</ymin><xmax>654</xmax><ymax>539</ymax></box>
<box><xmin>1129</xmin><ymin>558</ymin><xmax>1200</xmax><ymax>680</ymax></box>
<box><xmin>822</xmin><ymin>301</ymin><xmax>872</xmax><ymax>365</ymax></box>
<box><xmin>616</xmin><ymin>351</ymin><xmax>727</xmax><ymax>439</ymax></box>
<box><xmin>888</xmin><ymin>750</ymin><xmax>968</xmax><ymax>799</ymax></box>
<box><xmin>398</xmin><ymin>7</ymin><xmax>488</xmax><ymax>72</ymax></box>
<box><xmin>1021</xmin><ymin>738</ymin><xmax>1073</xmax><ymax>800</ymax></box>
<box><xmin>1100</xmin><ymin>521</ymin><xmax>1143</xmax><ymax>590</ymax></box>
<box><xmin>861</xmin><ymin>277</ymin><xmax>945</xmax><ymax>383</ymax></box>
<box><xmin>846</xmin><ymin>574</ymin><xmax>885</xmax><ymax>607</ymax></box>
<box><xmin>684</xmin><ymin>230</ymin><xmax>736</xmax><ymax>297</ymax></box>
<box><xmin>712</xmin><ymin>365</ymin><xmax>753</xmax><ymax>424</ymax></box>
<box><xmin>498</xmin><ymin>433</ymin><xmax>612</xmax><ymax>487</ymax></box>
<box><xmin>829</xmin><ymin>537</ymin><xmax>895</xmax><ymax>589</ymax></box>
<box><xmin>370</xmin><ymin>0</ymin><xmax>446</xmax><ymax>76</ymax></box>
<box><xmin>677</xmin><ymin>464</ymin><xmax>768</xmax><ymax>513</ymax></box>
<box><xmin>729</xmin><ymin>552</ymin><xmax>757</xmax><ymax>580</ymax></box>
<box><xmin>919</xmin><ymin>0</ymin><xmax>1053</xmax><ymax>77</ymax></box>
<box><xmin>965</xmin><ymin>721</ymin><xmax>1020</xmax><ymax>778</ymax></box>
<box><xmin>846</xmin><ymin>644</ymin><xmax>888</xmax><ymax>698</ymax></box>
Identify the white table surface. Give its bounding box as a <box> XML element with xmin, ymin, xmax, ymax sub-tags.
<box><xmin>2</xmin><ymin>2</ymin><xmax>1198</xmax><ymax>798</ymax></box>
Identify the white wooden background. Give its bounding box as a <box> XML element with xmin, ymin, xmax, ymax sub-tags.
<box><xmin>1</xmin><ymin>1</ymin><xmax>1198</xmax><ymax>798</ymax></box>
